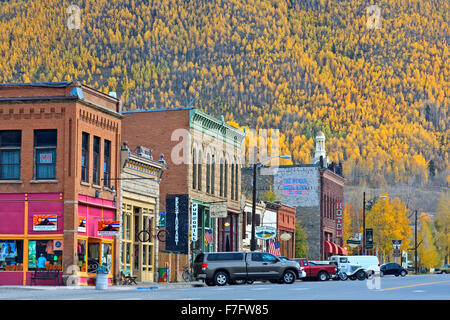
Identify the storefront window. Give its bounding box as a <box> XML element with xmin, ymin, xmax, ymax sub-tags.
<box><xmin>102</xmin><ymin>243</ymin><xmax>112</xmax><ymax>273</ymax></box>
<box><xmin>0</xmin><ymin>240</ymin><xmax>23</xmax><ymax>271</ymax></box>
<box><xmin>28</xmin><ymin>240</ymin><xmax>62</xmax><ymax>270</ymax></box>
<box><xmin>77</xmin><ymin>239</ymin><xmax>87</xmax><ymax>272</ymax></box>
<box><xmin>134</xmin><ymin>245</ymin><xmax>139</xmax><ymax>271</ymax></box>
<box><xmin>88</xmin><ymin>242</ymin><xmax>100</xmax><ymax>273</ymax></box>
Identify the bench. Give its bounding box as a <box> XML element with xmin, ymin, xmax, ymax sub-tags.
<box><xmin>30</xmin><ymin>268</ymin><xmax>60</xmax><ymax>286</ymax></box>
<box><xmin>120</xmin><ymin>270</ymin><xmax>137</xmax><ymax>285</ymax></box>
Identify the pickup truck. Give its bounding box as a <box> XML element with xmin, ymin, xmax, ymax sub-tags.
<box><xmin>292</xmin><ymin>258</ymin><xmax>337</xmax><ymax>281</ymax></box>
<box><xmin>193</xmin><ymin>252</ymin><xmax>301</xmax><ymax>286</ymax></box>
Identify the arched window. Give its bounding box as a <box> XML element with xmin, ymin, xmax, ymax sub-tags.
<box><xmin>192</xmin><ymin>148</ymin><xmax>197</xmax><ymax>189</ymax></box>
<box><xmin>231</xmin><ymin>163</ymin><xmax>234</xmax><ymax>199</ymax></box>
<box><xmin>234</xmin><ymin>161</ymin><xmax>239</xmax><ymax>200</ymax></box>
<box><xmin>219</xmin><ymin>158</ymin><xmax>223</xmax><ymax>197</ymax></box>
<box><xmin>211</xmin><ymin>155</ymin><xmax>215</xmax><ymax>195</ymax></box>
<box><xmin>224</xmin><ymin>160</ymin><xmax>228</xmax><ymax>198</ymax></box>
<box><xmin>206</xmin><ymin>154</ymin><xmax>211</xmax><ymax>194</ymax></box>
<box><xmin>197</xmin><ymin>150</ymin><xmax>202</xmax><ymax>191</ymax></box>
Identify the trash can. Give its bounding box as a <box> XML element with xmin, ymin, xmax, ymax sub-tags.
<box><xmin>96</xmin><ymin>266</ymin><xmax>109</xmax><ymax>290</ymax></box>
<box><xmin>158</xmin><ymin>267</ymin><xmax>168</xmax><ymax>282</ymax></box>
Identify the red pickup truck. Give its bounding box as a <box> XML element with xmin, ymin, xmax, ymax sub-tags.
<box><xmin>292</xmin><ymin>258</ymin><xmax>337</xmax><ymax>281</ymax></box>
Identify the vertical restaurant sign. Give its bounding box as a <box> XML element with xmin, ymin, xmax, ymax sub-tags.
<box><xmin>335</xmin><ymin>202</ymin><xmax>343</xmax><ymax>238</ymax></box>
<box><xmin>191</xmin><ymin>203</ymin><xmax>198</xmax><ymax>242</ymax></box>
<box><xmin>98</xmin><ymin>221</ymin><xmax>120</xmax><ymax>236</ymax></box>
<box><xmin>33</xmin><ymin>215</ymin><xmax>57</xmax><ymax>231</ymax></box>
<box><xmin>166</xmin><ymin>194</ymin><xmax>189</xmax><ymax>254</ymax></box>
<box><xmin>78</xmin><ymin>217</ymin><xmax>87</xmax><ymax>233</ymax></box>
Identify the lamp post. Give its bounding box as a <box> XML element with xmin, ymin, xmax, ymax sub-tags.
<box><xmin>250</xmin><ymin>155</ymin><xmax>291</xmax><ymax>251</ymax></box>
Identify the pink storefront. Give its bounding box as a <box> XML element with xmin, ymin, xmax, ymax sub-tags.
<box><xmin>0</xmin><ymin>193</ymin><xmax>116</xmax><ymax>286</ymax></box>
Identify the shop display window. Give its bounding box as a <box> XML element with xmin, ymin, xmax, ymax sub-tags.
<box><xmin>87</xmin><ymin>242</ymin><xmax>100</xmax><ymax>273</ymax></box>
<box><xmin>102</xmin><ymin>243</ymin><xmax>112</xmax><ymax>274</ymax></box>
<box><xmin>77</xmin><ymin>239</ymin><xmax>87</xmax><ymax>273</ymax></box>
<box><xmin>28</xmin><ymin>240</ymin><xmax>62</xmax><ymax>271</ymax></box>
<box><xmin>0</xmin><ymin>240</ymin><xmax>23</xmax><ymax>271</ymax></box>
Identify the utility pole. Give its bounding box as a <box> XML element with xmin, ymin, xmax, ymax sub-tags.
<box><xmin>251</xmin><ymin>162</ymin><xmax>257</xmax><ymax>251</ymax></box>
<box><xmin>362</xmin><ymin>192</ymin><xmax>366</xmax><ymax>255</ymax></box>
<box><xmin>415</xmin><ymin>209</ymin><xmax>418</xmax><ymax>274</ymax></box>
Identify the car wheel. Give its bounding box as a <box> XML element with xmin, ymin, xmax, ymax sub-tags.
<box><xmin>442</xmin><ymin>271</ymin><xmax>447</xmax><ymax>274</ymax></box>
<box><xmin>357</xmin><ymin>270</ymin><xmax>366</xmax><ymax>281</ymax></box>
<box><xmin>380</xmin><ymin>271</ymin><xmax>384</xmax><ymax>277</ymax></box>
<box><xmin>205</xmin><ymin>279</ymin><xmax>215</xmax><ymax>286</ymax></box>
<box><xmin>318</xmin><ymin>271</ymin><xmax>329</xmax><ymax>281</ymax></box>
<box><xmin>282</xmin><ymin>270</ymin><xmax>296</xmax><ymax>284</ymax></box>
<box><xmin>400</xmin><ymin>270</ymin><xmax>407</xmax><ymax>277</ymax></box>
<box><xmin>339</xmin><ymin>272</ymin><xmax>348</xmax><ymax>281</ymax></box>
<box><xmin>246</xmin><ymin>280</ymin><xmax>254</xmax><ymax>284</ymax></box>
<box><xmin>214</xmin><ymin>271</ymin><xmax>229</xmax><ymax>286</ymax></box>
<box><xmin>366</xmin><ymin>271</ymin><xmax>374</xmax><ymax>280</ymax></box>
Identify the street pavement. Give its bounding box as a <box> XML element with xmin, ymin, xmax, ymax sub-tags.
<box><xmin>0</xmin><ymin>274</ymin><xmax>448</xmax><ymax>300</ymax></box>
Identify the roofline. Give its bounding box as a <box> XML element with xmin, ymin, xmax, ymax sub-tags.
<box><xmin>122</xmin><ymin>107</ymin><xmax>194</xmax><ymax>114</ymax></box>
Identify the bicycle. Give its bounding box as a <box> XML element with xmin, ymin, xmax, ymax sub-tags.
<box><xmin>182</xmin><ymin>264</ymin><xmax>193</xmax><ymax>282</ymax></box>
<box><xmin>137</xmin><ymin>226</ymin><xmax>169</xmax><ymax>243</ymax></box>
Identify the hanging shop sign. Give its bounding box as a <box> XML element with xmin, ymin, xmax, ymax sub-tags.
<box><xmin>78</xmin><ymin>217</ymin><xmax>86</xmax><ymax>233</ymax></box>
<box><xmin>97</xmin><ymin>221</ymin><xmax>120</xmax><ymax>236</ymax></box>
<box><xmin>33</xmin><ymin>214</ymin><xmax>57</xmax><ymax>231</ymax></box>
<box><xmin>335</xmin><ymin>202</ymin><xmax>344</xmax><ymax>238</ymax></box>
<box><xmin>209</xmin><ymin>202</ymin><xmax>227</xmax><ymax>218</ymax></box>
<box><xmin>159</xmin><ymin>211</ymin><xmax>166</xmax><ymax>228</ymax></box>
<box><xmin>166</xmin><ymin>194</ymin><xmax>189</xmax><ymax>254</ymax></box>
<box><xmin>191</xmin><ymin>203</ymin><xmax>198</xmax><ymax>242</ymax></box>
<box><xmin>255</xmin><ymin>226</ymin><xmax>277</xmax><ymax>240</ymax></box>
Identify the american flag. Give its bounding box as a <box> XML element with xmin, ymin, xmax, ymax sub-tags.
<box><xmin>269</xmin><ymin>240</ymin><xmax>281</xmax><ymax>256</ymax></box>
<box><xmin>204</xmin><ymin>229</ymin><xmax>213</xmax><ymax>244</ymax></box>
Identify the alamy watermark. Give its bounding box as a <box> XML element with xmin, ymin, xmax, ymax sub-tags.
<box><xmin>67</xmin><ymin>5</ymin><xmax>81</xmax><ymax>30</ymax></box>
<box><xmin>366</xmin><ymin>5</ymin><xmax>381</xmax><ymax>30</ymax></box>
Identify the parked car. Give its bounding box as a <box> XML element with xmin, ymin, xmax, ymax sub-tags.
<box><xmin>434</xmin><ymin>264</ymin><xmax>450</xmax><ymax>274</ymax></box>
<box><xmin>380</xmin><ymin>263</ymin><xmax>408</xmax><ymax>277</ymax></box>
<box><xmin>193</xmin><ymin>252</ymin><xmax>301</xmax><ymax>286</ymax></box>
<box><xmin>275</xmin><ymin>256</ymin><xmax>307</xmax><ymax>279</ymax></box>
<box><xmin>292</xmin><ymin>258</ymin><xmax>337</xmax><ymax>281</ymax></box>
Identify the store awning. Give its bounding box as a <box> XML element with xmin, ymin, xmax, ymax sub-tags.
<box><xmin>324</xmin><ymin>241</ymin><xmax>338</xmax><ymax>254</ymax></box>
<box><xmin>325</xmin><ymin>241</ymin><xmax>347</xmax><ymax>255</ymax></box>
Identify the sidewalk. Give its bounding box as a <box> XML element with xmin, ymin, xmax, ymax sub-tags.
<box><xmin>0</xmin><ymin>280</ymin><xmax>205</xmax><ymax>290</ymax></box>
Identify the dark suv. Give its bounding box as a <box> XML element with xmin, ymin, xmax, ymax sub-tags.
<box><xmin>193</xmin><ymin>251</ymin><xmax>301</xmax><ymax>286</ymax></box>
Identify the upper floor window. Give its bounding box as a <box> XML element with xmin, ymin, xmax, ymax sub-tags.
<box><xmin>211</xmin><ymin>155</ymin><xmax>215</xmax><ymax>195</ymax></box>
<box><xmin>0</xmin><ymin>130</ymin><xmax>21</xmax><ymax>180</ymax></box>
<box><xmin>103</xmin><ymin>139</ymin><xmax>111</xmax><ymax>188</ymax></box>
<box><xmin>197</xmin><ymin>150</ymin><xmax>202</xmax><ymax>191</ymax></box>
<box><xmin>192</xmin><ymin>149</ymin><xmax>197</xmax><ymax>189</ymax></box>
<box><xmin>93</xmin><ymin>136</ymin><xmax>101</xmax><ymax>185</ymax></box>
<box><xmin>34</xmin><ymin>129</ymin><xmax>57</xmax><ymax>180</ymax></box>
<box><xmin>206</xmin><ymin>154</ymin><xmax>211</xmax><ymax>193</ymax></box>
<box><xmin>81</xmin><ymin>132</ymin><xmax>89</xmax><ymax>182</ymax></box>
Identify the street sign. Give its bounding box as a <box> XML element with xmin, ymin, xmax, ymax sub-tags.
<box><xmin>392</xmin><ymin>240</ymin><xmax>402</xmax><ymax>250</ymax></box>
<box><xmin>393</xmin><ymin>249</ymin><xmax>401</xmax><ymax>257</ymax></box>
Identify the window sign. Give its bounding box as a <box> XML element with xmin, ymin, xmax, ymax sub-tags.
<box><xmin>28</xmin><ymin>241</ymin><xmax>36</xmax><ymax>268</ymax></box>
<box><xmin>39</xmin><ymin>153</ymin><xmax>53</xmax><ymax>163</ymax></box>
<box><xmin>33</xmin><ymin>215</ymin><xmax>57</xmax><ymax>231</ymax></box>
<box><xmin>98</xmin><ymin>221</ymin><xmax>120</xmax><ymax>236</ymax></box>
<box><xmin>78</xmin><ymin>217</ymin><xmax>86</xmax><ymax>233</ymax></box>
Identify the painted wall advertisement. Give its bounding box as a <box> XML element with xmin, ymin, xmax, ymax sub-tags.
<box><xmin>33</xmin><ymin>215</ymin><xmax>57</xmax><ymax>231</ymax></box>
<box><xmin>97</xmin><ymin>221</ymin><xmax>120</xmax><ymax>236</ymax></box>
<box><xmin>166</xmin><ymin>194</ymin><xmax>189</xmax><ymax>254</ymax></box>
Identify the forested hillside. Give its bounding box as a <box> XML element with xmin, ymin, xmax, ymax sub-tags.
<box><xmin>0</xmin><ymin>0</ymin><xmax>448</xmax><ymax>187</ymax></box>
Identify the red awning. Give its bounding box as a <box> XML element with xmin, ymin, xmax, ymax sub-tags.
<box><xmin>325</xmin><ymin>241</ymin><xmax>347</xmax><ymax>255</ymax></box>
<box><xmin>324</xmin><ymin>241</ymin><xmax>337</xmax><ymax>254</ymax></box>
<box><xmin>337</xmin><ymin>245</ymin><xmax>348</xmax><ymax>256</ymax></box>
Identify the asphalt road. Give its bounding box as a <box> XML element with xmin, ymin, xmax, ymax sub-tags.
<box><xmin>0</xmin><ymin>274</ymin><xmax>448</xmax><ymax>300</ymax></box>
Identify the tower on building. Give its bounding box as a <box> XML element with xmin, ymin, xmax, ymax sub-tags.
<box><xmin>311</xmin><ymin>131</ymin><xmax>329</xmax><ymax>167</ymax></box>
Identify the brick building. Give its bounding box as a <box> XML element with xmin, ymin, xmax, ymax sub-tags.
<box><xmin>242</xmin><ymin>133</ymin><xmax>346</xmax><ymax>260</ymax></box>
<box><xmin>264</xmin><ymin>201</ymin><xmax>296</xmax><ymax>258</ymax></box>
<box><xmin>119</xmin><ymin>145</ymin><xmax>165</xmax><ymax>283</ymax></box>
<box><xmin>0</xmin><ymin>81</ymin><xmax>122</xmax><ymax>286</ymax></box>
<box><xmin>121</xmin><ymin>108</ymin><xmax>246</xmax><ymax>280</ymax></box>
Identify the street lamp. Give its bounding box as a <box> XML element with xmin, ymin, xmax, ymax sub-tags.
<box><xmin>250</xmin><ymin>154</ymin><xmax>291</xmax><ymax>251</ymax></box>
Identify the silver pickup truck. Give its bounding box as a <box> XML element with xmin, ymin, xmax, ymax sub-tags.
<box><xmin>193</xmin><ymin>251</ymin><xmax>302</xmax><ymax>286</ymax></box>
